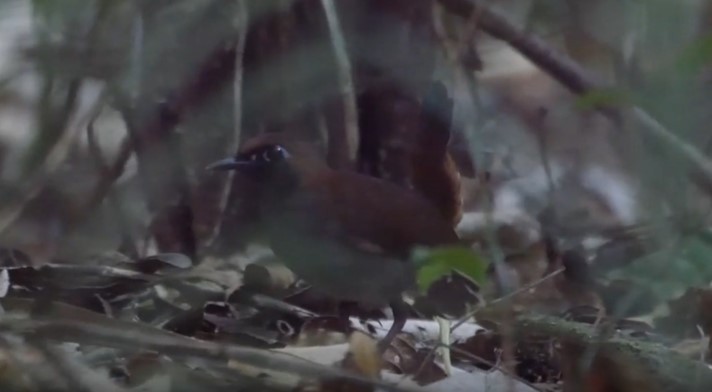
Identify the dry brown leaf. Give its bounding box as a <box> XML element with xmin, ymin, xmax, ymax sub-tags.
<box><xmin>318</xmin><ymin>331</ymin><xmax>381</xmax><ymax>392</ymax></box>
<box><xmin>348</xmin><ymin>332</ymin><xmax>382</xmax><ymax>380</ymax></box>
<box><xmin>242</xmin><ymin>258</ymin><xmax>296</xmax><ymax>295</ymax></box>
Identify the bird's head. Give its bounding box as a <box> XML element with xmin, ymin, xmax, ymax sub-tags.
<box><xmin>207</xmin><ymin>132</ymin><xmax>327</xmax><ymax>189</ymax></box>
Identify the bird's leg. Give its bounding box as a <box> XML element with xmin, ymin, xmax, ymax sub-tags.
<box><xmin>377</xmin><ymin>299</ymin><xmax>408</xmax><ymax>353</ymax></box>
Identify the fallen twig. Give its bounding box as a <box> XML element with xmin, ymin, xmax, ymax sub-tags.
<box><xmin>0</xmin><ymin>298</ymin><xmax>415</xmax><ymax>392</ymax></box>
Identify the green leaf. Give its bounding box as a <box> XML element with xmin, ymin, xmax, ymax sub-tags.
<box><xmin>412</xmin><ymin>246</ymin><xmax>488</xmax><ymax>293</ymax></box>
<box><xmin>675</xmin><ymin>34</ymin><xmax>712</xmax><ymax>76</ymax></box>
<box><xmin>574</xmin><ymin>88</ymin><xmax>631</xmax><ymax>110</ymax></box>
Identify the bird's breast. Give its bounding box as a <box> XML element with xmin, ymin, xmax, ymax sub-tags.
<box><xmin>263</xmin><ymin>208</ymin><xmax>415</xmax><ymax>308</ymax></box>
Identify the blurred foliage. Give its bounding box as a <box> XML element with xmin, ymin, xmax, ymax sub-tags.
<box><xmin>608</xmin><ymin>233</ymin><xmax>712</xmax><ymax>301</ymax></box>
<box><xmin>412</xmin><ymin>245</ymin><xmax>488</xmax><ymax>293</ymax></box>
<box><xmin>0</xmin><ymin>0</ymin><xmax>711</xmax><ymax>389</ymax></box>
<box><xmin>675</xmin><ymin>34</ymin><xmax>712</xmax><ymax>76</ymax></box>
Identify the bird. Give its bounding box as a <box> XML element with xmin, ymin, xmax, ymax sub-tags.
<box><xmin>207</xmin><ymin>132</ymin><xmax>461</xmax><ymax>350</ymax></box>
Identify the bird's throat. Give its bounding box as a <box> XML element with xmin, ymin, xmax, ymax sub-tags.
<box><xmin>253</xmin><ymin>165</ymin><xmax>302</xmax><ymax>210</ymax></box>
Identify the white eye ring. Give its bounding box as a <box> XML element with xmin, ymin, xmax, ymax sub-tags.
<box><xmin>263</xmin><ymin>145</ymin><xmax>289</xmax><ymax>162</ymax></box>
<box><xmin>277</xmin><ymin>145</ymin><xmax>290</xmax><ymax>158</ymax></box>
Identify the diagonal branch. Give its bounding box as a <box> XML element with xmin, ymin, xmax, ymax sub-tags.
<box><xmin>437</xmin><ymin>0</ymin><xmax>712</xmax><ymax>193</ymax></box>
<box><xmin>438</xmin><ymin>0</ymin><xmax>605</xmax><ymax>95</ymax></box>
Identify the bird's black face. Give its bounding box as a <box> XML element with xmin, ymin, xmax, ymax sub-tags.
<box><xmin>207</xmin><ymin>144</ymin><xmax>291</xmax><ymax>172</ymax></box>
<box><xmin>207</xmin><ymin>143</ymin><xmax>302</xmax><ymax>196</ymax></box>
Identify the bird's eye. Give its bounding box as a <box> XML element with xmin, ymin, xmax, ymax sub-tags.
<box><xmin>262</xmin><ymin>145</ymin><xmax>289</xmax><ymax>162</ymax></box>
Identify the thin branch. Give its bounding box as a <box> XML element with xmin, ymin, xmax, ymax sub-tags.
<box><xmin>633</xmin><ymin>107</ymin><xmax>712</xmax><ymax>189</ymax></box>
<box><xmin>128</xmin><ymin>8</ymin><xmax>144</xmax><ymax>107</ymax></box>
<box><xmin>196</xmin><ymin>0</ymin><xmax>250</xmax><ymax>253</ymax></box>
<box><xmin>0</xmin><ymin>84</ymin><xmax>104</xmax><ymax>235</ymax></box>
<box><xmin>80</xmin><ymin>114</ymin><xmax>134</xmax><ymax>219</ymax></box>
<box><xmin>451</xmin><ymin>267</ymin><xmax>565</xmax><ymax>332</ymax></box>
<box><xmin>438</xmin><ymin>0</ymin><xmax>604</xmax><ymax>95</ymax></box>
<box><xmin>232</xmin><ymin>0</ymin><xmax>248</xmax><ymax>148</ymax></box>
<box><xmin>321</xmin><ymin>0</ymin><xmax>359</xmax><ymax>164</ymax></box>
<box><xmin>0</xmin><ymin>0</ymin><xmax>122</xmax><ymax>235</ymax></box>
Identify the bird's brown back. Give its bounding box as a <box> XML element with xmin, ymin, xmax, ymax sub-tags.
<box><xmin>299</xmin><ymin>168</ymin><xmax>461</xmax><ymax>259</ymax></box>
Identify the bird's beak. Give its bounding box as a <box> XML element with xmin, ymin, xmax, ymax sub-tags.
<box><xmin>206</xmin><ymin>157</ymin><xmax>254</xmax><ymax>171</ymax></box>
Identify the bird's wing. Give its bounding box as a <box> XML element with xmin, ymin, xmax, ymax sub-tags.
<box><xmin>302</xmin><ymin>171</ymin><xmax>460</xmax><ymax>259</ymax></box>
